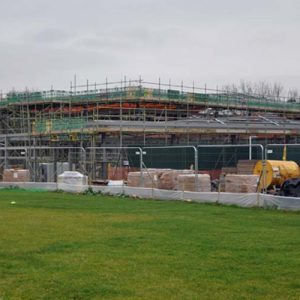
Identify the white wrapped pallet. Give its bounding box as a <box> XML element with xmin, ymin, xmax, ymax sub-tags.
<box><xmin>57</xmin><ymin>171</ymin><xmax>88</xmax><ymax>193</ymax></box>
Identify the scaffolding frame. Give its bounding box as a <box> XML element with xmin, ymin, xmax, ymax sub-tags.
<box><xmin>0</xmin><ymin>77</ymin><xmax>299</xmax><ymax>176</ymax></box>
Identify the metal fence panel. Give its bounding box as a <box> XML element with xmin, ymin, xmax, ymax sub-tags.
<box><xmin>86</xmin><ymin>147</ymin><xmax>142</xmax><ymax>183</ymax></box>
<box><xmin>0</xmin><ymin>146</ymin><xmax>86</xmax><ymax>182</ymax></box>
<box><xmin>142</xmin><ymin>146</ymin><xmax>197</xmax><ymax>170</ymax></box>
<box><xmin>197</xmin><ymin>144</ymin><xmax>264</xmax><ymax>192</ymax></box>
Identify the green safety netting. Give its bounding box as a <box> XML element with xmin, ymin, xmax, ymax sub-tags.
<box><xmin>1</xmin><ymin>87</ymin><xmax>299</xmax><ymax>113</ymax></box>
<box><xmin>33</xmin><ymin>118</ymin><xmax>87</xmax><ymax>133</ymax></box>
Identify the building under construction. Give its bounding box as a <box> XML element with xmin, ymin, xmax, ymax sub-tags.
<box><xmin>0</xmin><ymin>78</ymin><xmax>300</xmax><ymax>181</ymax></box>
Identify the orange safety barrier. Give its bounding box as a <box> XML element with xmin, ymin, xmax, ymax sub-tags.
<box><xmin>139</xmin><ymin>103</ymin><xmax>177</xmax><ymax>110</ymax></box>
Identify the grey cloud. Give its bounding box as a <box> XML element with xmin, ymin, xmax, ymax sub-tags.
<box><xmin>33</xmin><ymin>28</ymin><xmax>72</xmax><ymax>45</ymax></box>
<box><xmin>0</xmin><ymin>0</ymin><xmax>299</xmax><ymax>92</ymax></box>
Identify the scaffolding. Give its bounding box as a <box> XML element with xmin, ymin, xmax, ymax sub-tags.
<box><xmin>0</xmin><ymin>78</ymin><xmax>300</xmax><ymax>180</ymax></box>
<box><xmin>0</xmin><ymin>78</ymin><xmax>299</xmax><ymax>137</ymax></box>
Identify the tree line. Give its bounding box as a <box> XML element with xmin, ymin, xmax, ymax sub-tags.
<box><xmin>222</xmin><ymin>80</ymin><xmax>299</xmax><ymax>102</ymax></box>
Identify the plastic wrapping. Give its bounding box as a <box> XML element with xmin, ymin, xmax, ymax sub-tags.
<box><xmin>176</xmin><ymin>174</ymin><xmax>211</xmax><ymax>192</ymax></box>
<box><xmin>225</xmin><ymin>175</ymin><xmax>259</xmax><ymax>193</ymax></box>
<box><xmin>57</xmin><ymin>171</ymin><xmax>88</xmax><ymax>193</ymax></box>
<box><xmin>3</xmin><ymin>169</ymin><xmax>30</xmax><ymax>182</ymax></box>
<box><xmin>260</xmin><ymin>194</ymin><xmax>300</xmax><ymax>211</ymax></box>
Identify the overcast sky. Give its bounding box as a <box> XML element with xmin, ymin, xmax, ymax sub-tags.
<box><xmin>0</xmin><ymin>0</ymin><xmax>299</xmax><ymax>93</ymax></box>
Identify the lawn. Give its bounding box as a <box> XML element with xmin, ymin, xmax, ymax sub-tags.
<box><xmin>0</xmin><ymin>189</ymin><xmax>300</xmax><ymax>299</ymax></box>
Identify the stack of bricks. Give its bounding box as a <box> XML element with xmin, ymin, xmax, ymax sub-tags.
<box><xmin>176</xmin><ymin>174</ymin><xmax>211</xmax><ymax>192</ymax></box>
<box><xmin>158</xmin><ymin>170</ymin><xmax>194</xmax><ymax>190</ymax></box>
<box><xmin>3</xmin><ymin>169</ymin><xmax>30</xmax><ymax>182</ymax></box>
<box><xmin>225</xmin><ymin>174</ymin><xmax>259</xmax><ymax>193</ymax></box>
<box><xmin>127</xmin><ymin>169</ymin><xmax>169</xmax><ymax>188</ymax></box>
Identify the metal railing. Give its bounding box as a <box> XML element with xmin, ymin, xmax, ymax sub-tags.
<box><xmin>0</xmin><ymin>146</ymin><xmax>86</xmax><ymax>182</ymax></box>
<box><xmin>2</xmin><ymin>143</ymin><xmax>300</xmax><ymax>195</ymax></box>
<box><xmin>197</xmin><ymin>144</ymin><xmax>265</xmax><ymax>193</ymax></box>
<box><xmin>86</xmin><ymin>146</ymin><xmax>143</xmax><ymax>185</ymax></box>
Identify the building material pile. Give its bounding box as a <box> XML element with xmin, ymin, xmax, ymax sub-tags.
<box><xmin>237</xmin><ymin>160</ymin><xmax>258</xmax><ymax>174</ymax></box>
<box><xmin>127</xmin><ymin>171</ymin><xmax>157</xmax><ymax>188</ymax></box>
<box><xmin>176</xmin><ymin>174</ymin><xmax>211</xmax><ymax>192</ymax></box>
<box><xmin>225</xmin><ymin>174</ymin><xmax>259</xmax><ymax>193</ymax></box>
<box><xmin>3</xmin><ymin>169</ymin><xmax>30</xmax><ymax>182</ymax></box>
<box><xmin>108</xmin><ymin>166</ymin><xmax>139</xmax><ymax>180</ymax></box>
<box><xmin>127</xmin><ymin>169</ymin><xmax>169</xmax><ymax>188</ymax></box>
<box><xmin>57</xmin><ymin>171</ymin><xmax>88</xmax><ymax>193</ymax></box>
<box><xmin>158</xmin><ymin>170</ymin><xmax>194</xmax><ymax>190</ymax></box>
<box><xmin>127</xmin><ymin>169</ymin><xmax>209</xmax><ymax>191</ymax></box>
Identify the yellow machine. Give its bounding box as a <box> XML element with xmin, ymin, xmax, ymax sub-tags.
<box><xmin>254</xmin><ymin>160</ymin><xmax>300</xmax><ymax>191</ymax></box>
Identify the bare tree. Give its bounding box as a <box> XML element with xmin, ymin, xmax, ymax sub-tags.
<box><xmin>254</xmin><ymin>81</ymin><xmax>272</xmax><ymax>98</ymax></box>
<box><xmin>222</xmin><ymin>84</ymin><xmax>238</xmax><ymax>94</ymax></box>
<box><xmin>239</xmin><ymin>80</ymin><xmax>253</xmax><ymax>95</ymax></box>
<box><xmin>271</xmin><ymin>82</ymin><xmax>284</xmax><ymax>101</ymax></box>
<box><xmin>288</xmin><ymin>89</ymin><xmax>299</xmax><ymax>102</ymax></box>
<box><xmin>222</xmin><ymin>80</ymin><xmax>291</xmax><ymax>102</ymax></box>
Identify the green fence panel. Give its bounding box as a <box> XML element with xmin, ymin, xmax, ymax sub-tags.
<box><xmin>197</xmin><ymin>146</ymin><xmax>261</xmax><ymax>170</ymax></box>
<box><xmin>266</xmin><ymin>146</ymin><xmax>300</xmax><ymax>165</ymax></box>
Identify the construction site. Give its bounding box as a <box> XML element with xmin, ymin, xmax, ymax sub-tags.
<box><xmin>0</xmin><ymin>78</ymin><xmax>300</xmax><ymax>198</ymax></box>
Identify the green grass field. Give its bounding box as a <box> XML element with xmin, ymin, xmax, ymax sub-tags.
<box><xmin>0</xmin><ymin>189</ymin><xmax>300</xmax><ymax>299</ymax></box>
